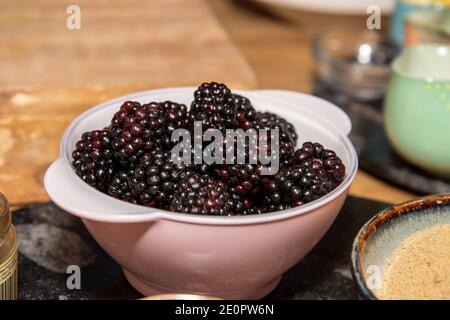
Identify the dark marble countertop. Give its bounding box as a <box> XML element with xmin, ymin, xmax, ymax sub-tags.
<box><xmin>14</xmin><ymin>196</ymin><xmax>389</xmax><ymax>300</ymax></box>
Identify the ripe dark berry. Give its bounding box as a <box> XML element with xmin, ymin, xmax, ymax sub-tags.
<box><xmin>252</xmin><ymin>112</ymin><xmax>296</xmax><ymax>168</ymax></box>
<box><xmin>170</xmin><ymin>174</ymin><xmax>230</xmax><ymax>215</ymax></box>
<box><xmin>125</xmin><ymin>149</ymin><xmax>194</xmax><ymax>208</ymax></box>
<box><xmin>255</xmin><ymin>112</ymin><xmax>297</xmax><ymax>145</ymax></box>
<box><xmin>188</xmin><ymin>82</ymin><xmax>238</xmax><ymax>132</ymax></box>
<box><xmin>214</xmin><ymin>163</ymin><xmax>262</xmax><ymax>197</ymax></box>
<box><xmin>108</xmin><ymin>170</ymin><xmax>138</xmax><ymax>203</ymax></box>
<box><xmin>293</xmin><ymin>142</ymin><xmax>346</xmax><ymax>186</ymax></box>
<box><xmin>261</xmin><ymin>165</ymin><xmax>327</xmax><ymax>211</ymax></box>
<box><xmin>233</xmin><ymin>94</ymin><xmax>257</xmax><ymax>130</ymax></box>
<box><xmin>261</xmin><ymin>142</ymin><xmax>346</xmax><ymax>211</ymax></box>
<box><xmin>227</xmin><ymin>184</ymin><xmax>264</xmax><ymax>215</ymax></box>
<box><xmin>110</xmin><ymin>100</ymin><xmax>188</xmax><ymax>167</ymax></box>
<box><xmin>72</xmin><ymin>129</ymin><xmax>115</xmax><ymax>191</ymax></box>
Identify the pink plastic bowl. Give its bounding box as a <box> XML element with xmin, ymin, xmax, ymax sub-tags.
<box><xmin>44</xmin><ymin>88</ymin><xmax>358</xmax><ymax>299</ymax></box>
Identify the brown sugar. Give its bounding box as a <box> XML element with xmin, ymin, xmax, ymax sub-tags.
<box><xmin>379</xmin><ymin>224</ymin><xmax>450</xmax><ymax>300</ymax></box>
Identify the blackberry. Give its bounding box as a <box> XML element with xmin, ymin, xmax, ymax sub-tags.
<box><xmin>255</xmin><ymin>112</ymin><xmax>297</xmax><ymax>145</ymax></box>
<box><xmin>213</xmin><ymin>120</ymin><xmax>290</xmax><ymax>198</ymax></box>
<box><xmin>189</xmin><ymin>82</ymin><xmax>238</xmax><ymax>132</ymax></box>
<box><xmin>292</xmin><ymin>142</ymin><xmax>346</xmax><ymax>186</ymax></box>
<box><xmin>215</xmin><ymin>163</ymin><xmax>262</xmax><ymax>196</ymax></box>
<box><xmin>233</xmin><ymin>94</ymin><xmax>257</xmax><ymax>130</ymax></box>
<box><xmin>227</xmin><ymin>188</ymin><xmax>262</xmax><ymax>215</ymax></box>
<box><xmin>110</xmin><ymin>100</ymin><xmax>188</xmax><ymax>167</ymax></box>
<box><xmin>72</xmin><ymin>129</ymin><xmax>115</xmax><ymax>192</ymax></box>
<box><xmin>170</xmin><ymin>174</ymin><xmax>230</xmax><ymax>215</ymax></box>
<box><xmin>125</xmin><ymin>149</ymin><xmax>194</xmax><ymax>208</ymax></box>
<box><xmin>214</xmin><ymin>157</ymin><xmax>265</xmax><ymax>215</ymax></box>
<box><xmin>261</xmin><ymin>142</ymin><xmax>346</xmax><ymax>211</ymax></box>
<box><xmin>253</xmin><ymin>114</ymin><xmax>295</xmax><ymax>168</ymax></box>
<box><xmin>265</xmin><ymin>165</ymin><xmax>331</xmax><ymax>209</ymax></box>
<box><xmin>108</xmin><ymin>170</ymin><xmax>137</xmax><ymax>203</ymax></box>
<box><xmin>211</xmin><ymin>121</ymin><xmax>269</xmax><ymax>197</ymax></box>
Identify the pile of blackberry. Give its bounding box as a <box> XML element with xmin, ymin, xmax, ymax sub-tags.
<box><xmin>72</xmin><ymin>82</ymin><xmax>346</xmax><ymax>216</ymax></box>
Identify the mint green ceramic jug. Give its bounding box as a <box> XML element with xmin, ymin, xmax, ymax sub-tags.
<box><xmin>384</xmin><ymin>44</ymin><xmax>450</xmax><ymax>177</ymax></box>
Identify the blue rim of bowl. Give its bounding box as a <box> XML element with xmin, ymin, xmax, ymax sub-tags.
<box><xmin>350</xmin><ymin>193</ymin><xmax>450</xmax><ymax>300</ymax></box>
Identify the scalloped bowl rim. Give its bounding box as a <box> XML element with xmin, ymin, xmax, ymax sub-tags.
<box><xmin>49</xmin><ymin>87</ymin><xmax>358</xmax><ymax>225</ymax></box>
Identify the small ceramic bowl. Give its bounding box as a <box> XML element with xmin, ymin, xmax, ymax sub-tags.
<box><xmin>351</xmin><ymin>193</ymin><xmax>450</xmax><ymax>300</ymax></box>
<box><xmin>384</xmin><ymin>44</ymin><xmax>450</xmax><ymax>177</ymax></box>
<box><xmin>45</xmin><ymin>88</ymin><xmax>358</xmax><ymax>300</ymax></box>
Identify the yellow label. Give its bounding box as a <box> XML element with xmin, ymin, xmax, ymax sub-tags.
<box><xmin>0</xmin><ymin>244</ymin><xmax>18</xmax><ymax>300</ymax></box>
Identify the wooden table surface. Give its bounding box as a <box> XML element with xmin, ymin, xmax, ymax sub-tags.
<box><xmin>0</xmin><ymin>0</ymin><xmax>256</xmax><ymax>206</ymax></box>
<box><xmin>1</xmin><ymin>0</ymin><xmax>416</xmax><ymax>207</ymax></box>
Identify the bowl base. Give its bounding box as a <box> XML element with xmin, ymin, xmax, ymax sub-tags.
<box><xmin>123</xmin><ymin>269</ymin><xmax>281</xmax><ymax>300</ymax></box>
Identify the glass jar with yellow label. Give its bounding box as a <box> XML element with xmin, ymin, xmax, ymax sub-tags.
<box><xmin>0</xmin><ymin>193</ymin><xmax>18</xmax><ymax>300</ymax></box>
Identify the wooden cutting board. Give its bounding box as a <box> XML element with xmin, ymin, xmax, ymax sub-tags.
<box><xmin>0</xmin><ymin>0</ymin><xmax>256</xmax><ymax>206</ymax></box>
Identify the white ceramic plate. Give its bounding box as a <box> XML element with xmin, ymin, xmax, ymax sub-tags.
<box><xmin>253</xmin><ymin>0</ymin><xmax>395</xmax><ymax>15</ymax></box>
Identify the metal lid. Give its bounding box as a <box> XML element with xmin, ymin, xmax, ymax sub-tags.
<box><xmin>0</xmin><ymin>193</ymin><xmax>11</xmax><ymax>237</ymax></box>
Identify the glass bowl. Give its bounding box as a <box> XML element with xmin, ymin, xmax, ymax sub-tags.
<box><xmin>313</xmin><ymin>29</ymin><xmax>399</xmax><ymax>101</ymax></box>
